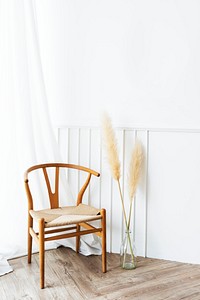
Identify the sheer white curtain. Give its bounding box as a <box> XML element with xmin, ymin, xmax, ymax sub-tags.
<box><xmin>0</xmin><ymin>0</ymin><xmax>100</xmax><ymax>277</ymax></box>
<box><xmin>0</xmin><ymin>0</ymin><xmax>62</xmax><ymax>275</ymax></box>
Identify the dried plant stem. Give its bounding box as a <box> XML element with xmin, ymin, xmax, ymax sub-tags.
<box><xmin>127</xmin><ymin>201</ymin><xmax>133</xmax><ymax>230</ymax></box>
<box><xmin>127</xmin><ymin>141</ymin><xmax>143</xmax><ymax>230</ymax></box>
<box><xmin>117</xmin><ymin>180</ymin><xmax>135</xmax><ymax>268</ymax></box>
<box><xmin>122</xmin><ymin>230</ymin><xmax>135</xmax><ymax>268</ymax></box>
<box><xmin>117</xmin><ymin>179</ymin><xmax>128</xmax><ymax>230</ymax></box>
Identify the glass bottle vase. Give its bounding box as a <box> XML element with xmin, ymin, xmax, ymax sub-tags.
<box><xmin>120</xmin><ymin>230</ymin><xmax>137</xmax><ymax>270</ymax></box>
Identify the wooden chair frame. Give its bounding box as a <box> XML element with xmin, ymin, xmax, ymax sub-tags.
<box><xmin>24</xmin><ymin>163</ymin><xmax>106</xmax><ymax>289</ymax></box>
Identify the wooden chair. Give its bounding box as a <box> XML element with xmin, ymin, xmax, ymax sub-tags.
<box><xmin>24</xmin><ymin>163</ymin><xmax>106</xmax><ymax>289</ymax></box>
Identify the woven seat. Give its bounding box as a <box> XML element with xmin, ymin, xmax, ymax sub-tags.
<box><xmin>24</xmin><ymin>163</ymin><xmax>106</xmax><ymax>289</ymax></box>
<box><xmin>30</xmin><ymin>203</ymin><xmax>102</xmax><ymax>227</ymax></box>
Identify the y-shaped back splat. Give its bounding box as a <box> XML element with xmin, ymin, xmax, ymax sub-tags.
<box><xmin>43</xmin><ymin>167</ymin><xmax>59</xmax><ymax>208</ymax></box>
<box><xmin>77</xmin><ymin>173</ymin><xmax>91</xmax><ymax>205</ymax></box>
<box><xmin>24</xmin><ymin>163</ymin><xmax>100</xmax><ymax>210</ymax></box>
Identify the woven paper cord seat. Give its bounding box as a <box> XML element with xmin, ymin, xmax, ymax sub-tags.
<box><xmin>30</xmin><ymin>203</ymin><xmax>102</xmax><ymax>227</ymax></box>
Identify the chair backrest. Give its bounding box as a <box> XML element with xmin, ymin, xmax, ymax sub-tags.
<box><xmin>24</xmin><ymin>163</ymin><xmax>100</xmax><ymax>210</ymax></box>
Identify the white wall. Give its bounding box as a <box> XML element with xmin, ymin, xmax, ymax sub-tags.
<box><xmin>35</xmin><ymin>1</ymin><xmax>200</xmax><ymax>264</ymax></box>
<box><xmin>58</xmin><ymin>126</ymin><xmax>200</xmax><ymax>264</ymax></box>
<box><xmin>36</xmin><ymin>0</ymin><xmax>200</xmax><ymax>129</ymax></box>
<box><xmin>147</xmin><ymin>130</ymin><xmax>200</xmax><ymax>263</ymax></box>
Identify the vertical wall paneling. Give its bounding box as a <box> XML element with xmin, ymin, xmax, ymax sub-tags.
<box><xmin>79</xmin><ymin>128</ymin><xmax>90</xmax><ymax>204</ymax></box>
<box><xmin>123</xmin><ymin>130</ymin><xmax>136</xmax><ymax>243</ymax></box>
<box><xmin>101</xmin><ymin>164</ymin><xmax>112</xmax><ymax>252</ymax></box>
<box><xmin>121</xmin><ymin>130</ymin><xmax>125</xmax><ymax>242</ymax></box>
<box><xmin>147</xmin><ymin>131</ymin><xmax>200</xmax><ymax>264</ymax></box>
<box><xmin>90</xmin><ymin>128</ymin><xmax>101</xmax><ymax>209</ymax></box>
<box><xmin>57</xmin><ymin>126</ymin><xmax>200</xmax><ymax>264</ymax></box>
<box><xmin>134</xmin><ymin>130</ymin><xmax>148</xmax><ymax>257</ymax></box>
<box><xmin>67</xmin><ymin>128</ymin><xmax>79</xmax><ymax>202</ymax></box>
<box><xmin>111</xmin><ymin>130</ymin><xmax>124</xmax><ymax>253</ymax></box>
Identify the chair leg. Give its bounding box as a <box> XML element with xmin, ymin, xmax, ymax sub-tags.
<box><xmin>101</xmin><ymin>209</ymin><xmax>107</xmax><ymax>273</ymax></box>
<box><xmin>76</xmin><ymin>224</ymin><xmax>80</xmax><ymax>253</ymax></box>
<box><xmin>28</xmin><ymin>214</ymin><xmax>33</xmax><ymax>264</ymax></box>
<box><xmin>39</xmin><ymin>218</ymin><xmax>45</xmax><ymax>289</ymax></box>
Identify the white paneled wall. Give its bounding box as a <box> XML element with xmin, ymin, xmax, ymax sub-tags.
<box><xmin>58</xmin><ymin>127</ymin><xmax>200</xmax><ymax>264</ymax></box>
<box><xmin>147</xmin><ymin>131</ymin><xmax>200</xmax><ymax>264</ymax></box>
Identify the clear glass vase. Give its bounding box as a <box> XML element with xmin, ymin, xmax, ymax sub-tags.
<box><xmin>120</xmin><ymin>230</ymin><xmax>137</xmax><ymax>269</ymax></box>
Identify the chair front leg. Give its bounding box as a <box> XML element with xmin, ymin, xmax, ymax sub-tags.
<box><xmin>101</xmin><ymin>209</ymin><xmax>107</xmax><ymax>273</ymax></box>
<box><xmin>39</xmin><ymin>218</ymin><xmax>45</xmax><ymax>289</ymax></box>
<box><xmin>28</xmin><ymin>213</ymin><xmax>33</xmax><ymax>264</ymax></box>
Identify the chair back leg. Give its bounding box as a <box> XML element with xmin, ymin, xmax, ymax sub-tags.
<box><xmin>76</xmin><ymin>224</ymin><xmax>80</xmax><ymax>253</ymax></box>
<box><xmin>39</xmin><ymin>218</ymin><xmax>45</xmax><ymax>289</ymax></box>
<box><xmin>101</xmin><ymin>209</ymin><xmax>107</xmax><ymax>273</ymax></box>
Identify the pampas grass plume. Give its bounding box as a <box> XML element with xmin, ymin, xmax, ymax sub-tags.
<box><xmin>128</xmin><ymin>141</ymin><xmax>143</xmax><ymax>201</ymax></box>
<box><xmin>101</xmin><ymin>113</ymin><xmax>121</xmax><ymax>180</ymax></box>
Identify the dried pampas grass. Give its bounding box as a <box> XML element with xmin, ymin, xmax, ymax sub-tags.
<box><xmin>101</xmin><ymin>113</ymin><xmax>121</xmax><ymax>181</ymax></box>
<box><xmin>101</xmin><ymin>112</ymin><xmax>143</xmax><ymax>232</ymax></box>
<box><xmin>128</xmin><ymin>141</ymin><xmax>143</xmax><ymax>201</ymax></box>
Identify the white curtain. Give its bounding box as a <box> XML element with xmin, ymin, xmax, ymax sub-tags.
<box><xmin>0</xmin><ymin>0</ymin><xmax>100</xmax><ymax>276</ymax></box>
<box><xmin>0</xmin><ymin>0</ymin><xmax>62</xmax><ymax>275</ymax></box>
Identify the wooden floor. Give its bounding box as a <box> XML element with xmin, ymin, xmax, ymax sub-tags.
<box><xmin>1</xmin><ymin>247</ymin><xmax>200</xmax><ymax>300</ymax></box>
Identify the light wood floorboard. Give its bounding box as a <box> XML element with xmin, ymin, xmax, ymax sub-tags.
<box><xmin>1</xmin><ymin>247</ymin><xmax>200</xmax><ymax>299</ymax></box>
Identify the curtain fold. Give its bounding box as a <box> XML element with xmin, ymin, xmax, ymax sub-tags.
<box><xmin>0</xmin><ymin>0</ymin><xmax>101</xmax><ymax>276</ymax></box>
